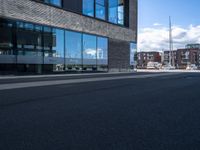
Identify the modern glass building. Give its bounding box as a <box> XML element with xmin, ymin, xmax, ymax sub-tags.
<box><xmin>0</xmin><ymin>0</ymin><xmax>137</xmax><ymax>73</ymax></box>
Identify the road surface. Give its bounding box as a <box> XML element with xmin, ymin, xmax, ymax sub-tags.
<box><xmin>0</xmin><ymin>72</ymin><xmax>200</xmax><ymax>150</ymax></box>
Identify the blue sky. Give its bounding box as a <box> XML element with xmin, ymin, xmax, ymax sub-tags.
<box><xmin>138</xmin><ymin>0</ymin><xmax>200</xmax><ymax>51</ymax></box>
<box><xmin>139</xmin><ymin>0</ymin><xmax>200</xmax><ymax>28</ymax></box>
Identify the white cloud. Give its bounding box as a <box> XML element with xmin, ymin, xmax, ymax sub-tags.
<box><xmin>153</xmin><ymin>23</ymin><xmax>162</xmax><ymax>26</ymax></box>
<box><xmin>84</xmin><ymin>48</ymin><xmax>96</xmax><ymax>56</ymax></box>
<box><xmin>138</xmin><ymin>24</ymin><xmax>200</xmax><ymax>52</ymax></box>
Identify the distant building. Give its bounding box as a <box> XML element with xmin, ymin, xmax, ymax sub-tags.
<box><xmin>137</xmin><ymin>52</ymin><xmax>161</xmax><ymax>68</ymax></box>
<box><xmin>186</xmin><ymin>44</ymin><xmax>200</xmax><ymax>49</ymax></box>
<box><xmin>163</xmin><ymin>50</ymin><xmax>177</xmax><ymax>66</ymax></box>
<box><xmin>177</xmin><ymin>44</ymin><xmax>200</xmax><ymax>69</ymax></box>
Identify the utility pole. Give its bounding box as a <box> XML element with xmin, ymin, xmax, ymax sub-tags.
<box><xmin>169</xmin><ymin>16</ymin><xmax>172</xmax><ymax>66</ymax></box>
<box><xmin>169</xmin><ymin>16</ymin><xmax>174</xmax><ymax>67</ymax></box>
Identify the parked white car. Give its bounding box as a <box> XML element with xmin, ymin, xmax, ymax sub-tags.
<box><xmin>186</xmin><ymin>64</ymin><xmax>198</xmax><ymax>70</ymax></box>
<box><xmin>147</xmin><ymin>62</ymin><xmax>161</xmax><ymax>69</ymax></box>
<box><xmin>162</xmin><ymin>65</ymin><xmax>176</xmax><ymax>70</ymax></box>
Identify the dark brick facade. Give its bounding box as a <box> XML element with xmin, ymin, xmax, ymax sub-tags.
<box><xmin>0</xmin><ymin>0</ymin><xmax>136</xmax><ymax>42</ymax></box>
<box><xmin>108</xmin><ymin>39</ymin><xmax>130</xmax><ymax>71</ymax></box>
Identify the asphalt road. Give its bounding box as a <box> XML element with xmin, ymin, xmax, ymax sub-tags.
<box><xmin>0</xmin><ymin>73</ymin><xmax>200</xmax><ymax>150</ymax></box>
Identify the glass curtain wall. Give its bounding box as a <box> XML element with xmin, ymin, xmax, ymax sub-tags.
<box><xmin>44</xmin><ymin>28</ymin><xmax>64</xmax><ymax>71</ymax></box>
<box><xmin>130</xmin><ymin>42</ymin><xmax>137</xmax><ymax>68</ymax></box>
<box><xmin>16</xmin><ymin>22</ymin><xmax>43</xmax><ymax>64</ymax></box>
<box><xmin>0</xmin><ymin>20</ymin><xmax>15</xmax><ymax>64</ymax></box>
<box><xmin>97</xmin><ymin>37</ymin><xmax>108</xmax><ymax>68</ymax></box>
<box><xmin>83</xmin><ymin>0</ymin><xmax>125</xmax><ymax>25</ymax></box>
<box><xmin>117</xmin><ymin>0</ymin><xmax>124</xmax><ymax>25</ymax></box>
<box><xmin>35</xmin><ymin>0</ymin><xmax>62</xmax><ymax>7</ymax></box>
<box><xmin>0</xmin><ymin>21</ymin><xmax>13</xmax><ymax>55</ymax></box>
<box><xmin>65</xmin><ymin>31</ymin><xmax>82</xmax><ymax>70</ymax></box>
<box><xmin>108</xmin><ymin>0</ymin><xmax>124</xmax><ymax>25</ymax></box>
<box><xmin>108</xmin><ymin>0</ymin><xmax>118</xmax><ymax>24</ymax></box>
<box><xmin>0</xmin><ymin>19</ymin><xmax>108</xmax><ymax>72</ymax></box>
<box><xmin>83</xmin><ymin>0</ymin><xmax>95</xmax><ymax>17</ymax></box>
<box><xmin>43</xmin><ymin>0</ymin><xmax>62</xmax><ymax>7</ymax></box>
<box><xmin>83</xmin><ymin>34</ymin><xmax>97</xmax><ymax>69</ymax></box>
<box><xmin>95</xmin><ymin>0</ymin><xmax>106</xmax><ymax>20</ymax></box>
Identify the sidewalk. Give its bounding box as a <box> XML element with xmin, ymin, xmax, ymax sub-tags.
<box><xmin>0</xmin><ymin>71</ymin><xmax>136</xmax><ymax>80</ymax></box>
<box><xmin>137</xmin><ymin>69</ymin><xmax>200</xmax><ymax>73</ymax></box>
<box><xmin>0</xmin><ymin>72</ymin><xmax>179</xmax><ymax>91</ymax></box>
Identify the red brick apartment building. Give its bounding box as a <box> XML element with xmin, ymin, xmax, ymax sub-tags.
<box><xmin>177</xmin><ymin>44</ymin><xmax>200</xmax><ymax>69</ymax></box>
<box><xmin>137</xmin><ymin>52</ymin><xmax>161</xmax><ymax>68</ymax></box>
<box><xmin>163</xmin><ymin>50</ymin><xmax>177</xmax><ymax>66</ymax></box>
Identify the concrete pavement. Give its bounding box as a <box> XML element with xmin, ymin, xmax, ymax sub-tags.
<box><xmin>0</xmin><ymin>72</ymin><xmax>180</xmax><ymax>90</ymax></box>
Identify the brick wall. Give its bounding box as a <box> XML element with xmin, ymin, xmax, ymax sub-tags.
<box><xmin>108</xmin><ymin>39</ymin><xmax>130</xmax><ymax>71</ymax></box>
<box><xmin>129</xmin><ymin>0</ymin><xmax>138</xmax><ymax>42</ymax></box>
<box><xmin>0</xmin><ymin>0</ymin><xmax>136</xmax><ymax>42</ymax></box>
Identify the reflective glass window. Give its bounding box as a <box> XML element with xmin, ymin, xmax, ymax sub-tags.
<box><xmin>0</xmin><ymin>21</ymin><xmax>13</xmax><ymax>50</ymax></box>
<box><xmin>52</xmin><ymin>28</ymin><xmax>64</xmax><ymax>58</ymax></box>
<box><xmin>44</xmin><ymin>0</ymin><xmax>62</xmax><ymax>7</ymax></box>
<box><xmin>65</xmin><ymin>31</ymin><xmax>82</xmax><ymax>65</ymax></box>
<box><xmin>118</xmin><ymin>0</ymin><xmax>124</xmax><ymax>25</ymax></box>
<box><xmin>35</xmin><ymin>25</ymin><xmax>43</xmax><ymax>50</ymax></box>
<box><xmin>16</xmin><ymin>22</ymin><xmax>43</xmax><ymax>57</ymax></box>
<box><xmin>95</xmin><ymin>0</ymin><xmax>106</xmax><ymax>20</ymax></box>
<box><xmin>108</xmin><ymin>0</ymin><xmax>118</xmax><ymax>24</ymax></box>
<box><xmin>83</xmin><ymin>34</ymin><xmax>97</xmax><ymax>65</ymax></box>
<box><xmin>15</xmin><ymin>22</ymin><xmax>43</xmax><ymax>65</ymax></box>
<box><xmin>17</xmin><ymin>22</ymin><xmax>35</xmax><ymax>50</ymax></box>
<box><xmin>43</xmin><ymin>26</ymin><xmax>53</xmax><ymax>53</ymax></box>
<box><xmin>97</xmin><ymin>37</ymin><xmax>108</xmax><ymax>65</ymax></box>
<box><xmin>44</xmin><ymin>28</ymin><xmax>64</xmax><ymax>71</ymax></box>
<box><xmin>83</xmin><ymin>0</ymin><xmax>94</xmax><ymax>17</ymax></box>
<box><xmin>130</xmin><ymin>42</ymin><xmax>137</xmax><ymax>66</ymax></box>
<box><xmin>108</xmin><ymin>0</ymin><xmax>124</xmax><ymax>25</ymax></box>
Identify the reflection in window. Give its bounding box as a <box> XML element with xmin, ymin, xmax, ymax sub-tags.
<box><xmin>108</xmin><ymin>0</ymin><xmax>118</xmax><ymax>24</ymax></box>
<box><xmin>42</xmin><ymin>26</ymin><xmax>65</xmax><ymax>62</ymax></box>
<box><xmin>97</xmin><ymin>37</ymin><xmax>108</xmax><ymax>65</ymax></box>
<box><xmin>43</xmin><ymin>26</ymin><xmax>53</xmax><ymax>55</ymax></box>
<box><xmin>44</xmin><ymin>0</ymin><xmax>62</xmax><ymax>7</ymax></box>
<box><xmin>17</xmin><ymin>23</ymin><xmax>34</xmax><ymax>50</ymax></box>
<box><xmin>83</xmin><ymin>34</ymin><xmax>97</xmax><ymax>65</ymax></box>
<box><xmin>35</xmin><ymin>25</ymin><xmax>43</xmax><ymax>50</ymax></box>
<box><xmin>0</xmin><ymin>18</ymin><xmax>109</xmax><ymax>71</ymax></box>
<box><xmin>52</xmin><ymin>28</ymin><xmax>64</xmax><ymax>58</ymax></box>
<box><xmin>82</xmin><ymin>0</ymin><xmax>125</xmax><ymax>25</ymax></box>
<box><xmin>43</xmin><ymin>28</ymin><xmax>64</xmax><ymax>71</ymax></box>
<box><xmin>118</xmin><ymin>0</ymin><xmax>124</xmax><ymax>25</ymax></box>
<box><xmin>0</xmin><ymin>21</ymin><xmax>13</xmax><ymax>52</ymax></box>
<box><xmin>108</xmin><ymin>0</ymin><xmax>124</xmax><ymax>25</ymax></box>
<box><xmin>65</xmin><ymin>31</ymin><xmax>82</xmax><ymax>65</ymax></box>
<box><xmin>96</xmin><ymin>0</ymin><xmax>106</xmax><ymax>20</ymax></box>
<box><xmin>83</xmin><ymin>0</ymin><xmax>94</xmax><ymax>17</ymax></box>
<box><xmin>16</xmin><ymin>22</ymin><xmax>43</xmax><ymax>57</ymax></box>
<box><xmin>130</xmin><ymin>42</ymin><xmax>137</xmax><ymax>66</ymax></box>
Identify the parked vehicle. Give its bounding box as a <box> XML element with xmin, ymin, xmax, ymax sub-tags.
<box><xmin>147</xmin><ymin>62</ymin><xmax>162</xmax><ymax>69</ymax></box>
<box><xmin>162</xmin><ymin>64</ymin><xmax>176</xmax><ymax>70</ymax></box>
<box><xmin>186</xmin><ymin>64</ymin><xmax>198</xmax><ymax>70</ymax></box>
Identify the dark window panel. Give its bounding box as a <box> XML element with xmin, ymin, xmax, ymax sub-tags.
<box><xmin>63</xmin><ymin>0</ymin><xmax>82</xmax><ymax>14</ymax></box>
